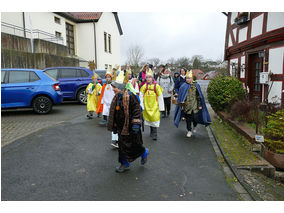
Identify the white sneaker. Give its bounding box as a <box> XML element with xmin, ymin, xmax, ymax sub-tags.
<box><xmin>186</xmin><ymin>131</ymin><xmax>192</xmax><ymax>138</ymax></box>
<box><xmin>192</xmin><ymin>127</ymin><xmax>197</xmax><ymax>133</ymax></box>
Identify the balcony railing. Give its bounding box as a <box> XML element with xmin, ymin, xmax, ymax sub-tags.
<box><xmin>1</xmin><ymin>21</ymin><xmax>64</xmax><ymax>45</ymax></box>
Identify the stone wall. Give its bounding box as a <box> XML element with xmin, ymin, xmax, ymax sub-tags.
<box><xmin>1</xmin><ymin>32</ymin><xmax>79</xmax><ymax>69</ymax></box>
<box><xmin>1</xmin><ymin>49</ymin><xmax>79</xmax><ymax>69</ymax></box>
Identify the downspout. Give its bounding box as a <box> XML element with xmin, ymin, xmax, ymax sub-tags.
<box><xmin>22</xmin><ymin>12</ymin><xmax>26</xmax><ymax>38</ymax></box>
<box><xmin>93</xmin><ymin>21</ymin><xmax>98</xmax><ymax>68</ymax></box>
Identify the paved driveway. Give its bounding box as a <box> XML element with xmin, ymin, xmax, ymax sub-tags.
<box><xmin>1</xmin><ymin>102</ymin><xmax>86</xmax><ymax>147</ymax></box>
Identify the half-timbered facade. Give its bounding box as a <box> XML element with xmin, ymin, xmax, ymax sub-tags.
<box><xmin>224</xmin><ymin>12</ymin><xmax>284</xmax><ymax>106</ymax></box>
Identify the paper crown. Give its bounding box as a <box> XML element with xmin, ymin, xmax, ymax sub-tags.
<box><xmin>105</xmin><ymin>66</ymin><xmax>113</xmax><ymax>78</ymax></box>
<box><xmin>114</xmin><ymin>64</ymin><xmax>120</xmax><ymax>70</ymax></box>
<box><xmin>186</xmin><ymin>70</ymin><xmax>193</xmax><ymax>78</ymax></box>
<box><xmin>146</xmin><ymin>68</ymin><xmax>154</xmax><ymax>77</ymax></box>
<box><xmin>111</xmin><ymin>70</ymin><xmax>128</xmax><ymax>90</ymax></box>
<box><xmin>88</xmin><ymin>60</ymin><xmax>96</xmax><ymax>71</ymax></box>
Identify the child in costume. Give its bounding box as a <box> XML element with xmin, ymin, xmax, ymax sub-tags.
<box><xmin>138</xmin><ymin>63</ymin><xmax>149</xmax><ymax>88</ymax></box>
<box><xmin>86</xmin><ymin>74</ymin><xmax>102</xmax><ymax>119</ymax></box>
<box><xmin>108</xmin><ymin>70</ymin><xmax>149</xmax><ymax>173</ymax></box>
<box><xmin>126</xmin><ymin>66</ymin><xmax>140</xmax><ymax>95</ymax></box>
<box><xmin>174</xmin><ymin>70</ymin><xmax>211</xmax><ymax>137</ymax></box>
<box><xmin>97</xmin><ymin>67</ymin><xmax>119</xmax><ymax>148</ymax></box>
<box><xmin>139</xmin><ymin>69</ymin><xmax>164</xmax><ymax>140</ymax></box>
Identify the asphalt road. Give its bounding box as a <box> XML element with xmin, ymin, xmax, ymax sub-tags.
<box><xmin>1</xmin><ymin>104</ymin><xmax>239</xmax><ymax>201</ymax></box>
<box><xmin>1</xmin><ymin>101</ymin><xmax>86</xmax><ymax>147</ymax></box>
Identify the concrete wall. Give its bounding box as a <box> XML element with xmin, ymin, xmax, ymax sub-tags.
<box><xmin>2</xmin><ymin>32</ymin><xmax>69</xmax><ymax>56</ymax></box>
<box><xmin>1</xmin><ymin>32</ymin><xmax>31</xmax><ymax>53</ymax></box>
<box><xmin>1</xmin><ymin>49</ymin><xmax>79</xmax><ymax>69</ymax></box>
<box><xmin>1</xmin><ymin>33</ymin><xmax>79</xmax><ymax>69</ymax></box>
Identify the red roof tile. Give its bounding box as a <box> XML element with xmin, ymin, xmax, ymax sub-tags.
<box><xmin>64</xmin><ymin>12</ymin><xmax>102</xmax><ymax>21</ymax></box>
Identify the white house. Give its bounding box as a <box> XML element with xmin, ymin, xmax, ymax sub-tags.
<box><xmin>1</xmin><ymin>12</ymin><xmax>123</xmax><ymax>69</ymax></box>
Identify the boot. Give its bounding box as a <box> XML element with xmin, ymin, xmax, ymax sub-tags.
<box><xmin>115</xmin><ymin>164</ymin><xmax>130</xmax><ymax>173</ymax></box>
<box><xmin>141</xmin><ymin>148</ymin><xmax>149</xmax><ymax>165</ymax></box>
<box><xmin>150</xmin><ymin>127</ymin><xmax>157</xmax><ymax>140</ymax></box>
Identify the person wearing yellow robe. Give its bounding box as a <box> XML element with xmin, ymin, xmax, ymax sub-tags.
<box><xmin>86</xmin><ymin>75</ymin><xmax>102</xmax><ymax>119</ymax></box>
<box><xmin>140</xmin><ymin>68</ymin><xmax>164</xmax><ymax>140</ymax></box>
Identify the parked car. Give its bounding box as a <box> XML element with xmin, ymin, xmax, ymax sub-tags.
<box><xmin>43</xmin><ymin>67</ymin><xmax>105</xmax><ymax>104</ymax></box>
<box><xmin>95</xmin><ymin>69</ymin><xmax>107</xmax><ymax>85</ymax></box>
<box><xmin>1</xmin><ymin>68</ymin><xmax>63</xmax><ymax>114</ymax></box>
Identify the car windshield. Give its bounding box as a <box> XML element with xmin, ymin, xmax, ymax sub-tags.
<box><xmin>96</xmin><ymin>71</ymin><xmax>106</xmax><ymax>79</ymax></box>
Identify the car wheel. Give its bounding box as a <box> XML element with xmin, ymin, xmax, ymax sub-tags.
<box><xmin>33</xmin><ymin>96</ymin><xmax>53</xmax><ymax>114</ymax></box>
<box><xmin>77</xmin><ymin>88</ymin><xmax>87</xmax><ymax>104</ymax></box>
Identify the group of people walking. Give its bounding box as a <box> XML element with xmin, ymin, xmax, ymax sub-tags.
<box><xmin>86</xmin><ymin>63</ymin><xmax>211</xmax><ymax>173</ymax></box>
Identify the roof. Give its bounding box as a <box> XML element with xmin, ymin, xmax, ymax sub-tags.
<box><xmin>54</xmin><ymin>12</ymin><xmax>102</xmax><ymax>23</ymax></box>
<box><xmin>54</xmin><ymin>12</ymin><xmax>123</xmax><ymax>35</ymax></box>
<box><xmin>65</xmin><ymin>12</ymin><xmax>102</xmax><ymax>21</ymax></box>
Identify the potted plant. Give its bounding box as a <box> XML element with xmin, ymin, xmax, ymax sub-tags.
<box><xmin>263</xmin><ymin>109</ymin><xmax>284</xmax><ymax>170</ymax></box>
<box><xmin>234</xmin><ymin>12</ymin><xmax>249</xmax><ymax>25</ymax></box>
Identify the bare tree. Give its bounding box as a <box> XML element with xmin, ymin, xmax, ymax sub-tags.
<box><xmin>176</xmin><ymin>57</ymin><xmax>190</xmax><ymax>69</ymax></box>
<box><xmin>148</xmin><ymin>57</ymin><xmax>161</xmax><ymax>67</ymax></box>
<box><xmin>126</xmin><ymin>45</ymin><xmax>144</xmax><ymax>74</ymax></box>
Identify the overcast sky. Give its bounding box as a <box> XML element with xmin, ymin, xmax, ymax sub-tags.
<box><xmin>118</xmin><ymin>12</ymin><xmax>227</xmax><ymax>64</ymax></box>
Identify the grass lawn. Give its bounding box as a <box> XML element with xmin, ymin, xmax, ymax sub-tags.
<box><xmin>211</xmin><ymin>116</ymin><xmax>265</xmax><ymax>167</ymax></box>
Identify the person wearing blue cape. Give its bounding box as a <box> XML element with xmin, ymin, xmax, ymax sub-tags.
<box><xmin>174</xmin><ymin>70</ymin><xmax>211</xmax><ymax>137</ymax></box>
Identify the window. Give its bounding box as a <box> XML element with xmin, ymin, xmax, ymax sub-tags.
<box><xmin>60</xmin><ymin>69</ymin><xmax>77</xmax><ymax>78</ymax></box>
<box><xmin>108</xmin><ymin>34</ymin><xmax>111</xmax><ymax>53</ymax></box>
<box><xmin>44</xmin><ymin>69</ymin><xmax>59</xmax><ymax>80</ymax></box>
<box><xmin>66</xmin><ymin>23</ymin><xmax>75</xmax><ymax>55</ymax></box>
<box><xmin>254</xmin><ymin>62</ymin><xmax>261</xmax><ymax>91</ymax></box>
<box><xmin>29</xmin><ymin>72</ymin><xmax>40</xmax><ymax>82</ymax></box>
<box><xmin>54</xmin><ymin>16</ymin><xmax>61</xmax><ymax>24</ymax></box>
<box><xmin>55</xmin><ymin>31</ymin><xmax>62</xmax><ymax>38</ymax></box>
<box><xmin>104</xmin><ymin>32</ymin><xmax>107</xmax><ymax>52</ymax></box>
<box><xmin>109</xmin><ymin>65</ymin><xmax>112</xmax><ymax>70</ymax></box>
<box><xmin>105</xmin><ymin>64</ymin><xmax>108</xmax><ymax>70</ymax></box>
<box><xmin>96</xmin><ymin>71</ymin><xmax>106</xmax><ymax>79</ymax></box>
<box><xmin>9</xmin><ymin>71</ymin><xmax>30</xmax><ymax>83</ymax></box>
<box><xmin>79</xmin><ymin>69</ymin><xmax>90</xmax><ymax>77</ymax></box>
<box><xmin>1</xmin><ymin>71</ymin><xmax>6</xmax><ymax>83</ymax></box>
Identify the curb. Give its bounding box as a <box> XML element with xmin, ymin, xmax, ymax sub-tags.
<box><xmin>207</xmin><ymin>125</ymin><xmax>262</xmax><ymax>201</ymax></box>
<box><xmin>214</xmin><ymin>112</ymin><xmax>276</xmax><ymax>178</ymax></box>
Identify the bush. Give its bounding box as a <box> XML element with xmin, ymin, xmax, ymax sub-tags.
<box><xmin>207</xmin><ymin>76</ymin><xmax>246</xmax><ymax>112</ymax></box>
<box><xmin>263</xmin><ymin>109</ymin><xmax>284</xmax><ymax>154</ymax></box>
<box><xmin>230</xmin><ymin>99</ymin><xmax>254</xmax><ymax>121</ymax></box>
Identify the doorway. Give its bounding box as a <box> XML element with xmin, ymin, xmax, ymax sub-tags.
<box><xmin>248</xmin><ymin>53</ymin><xmax>263</xmax><ymax>102</ymax></box>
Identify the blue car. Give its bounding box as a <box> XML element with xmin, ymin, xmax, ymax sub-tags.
<box><xmin>43</xmin><ymin>67</ymin><xmax>106</xmax><ymax>104</ymax></box>
<box><xmin>1</xmin><ymin>68</ymin><xmax>63</xmax><ymax>114</ymax></box>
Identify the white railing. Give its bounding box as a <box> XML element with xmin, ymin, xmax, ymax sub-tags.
<box><xmin>1</xmin><ymin>21</ymin><xmax>64</xmax><ymax>45</ymax></box>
